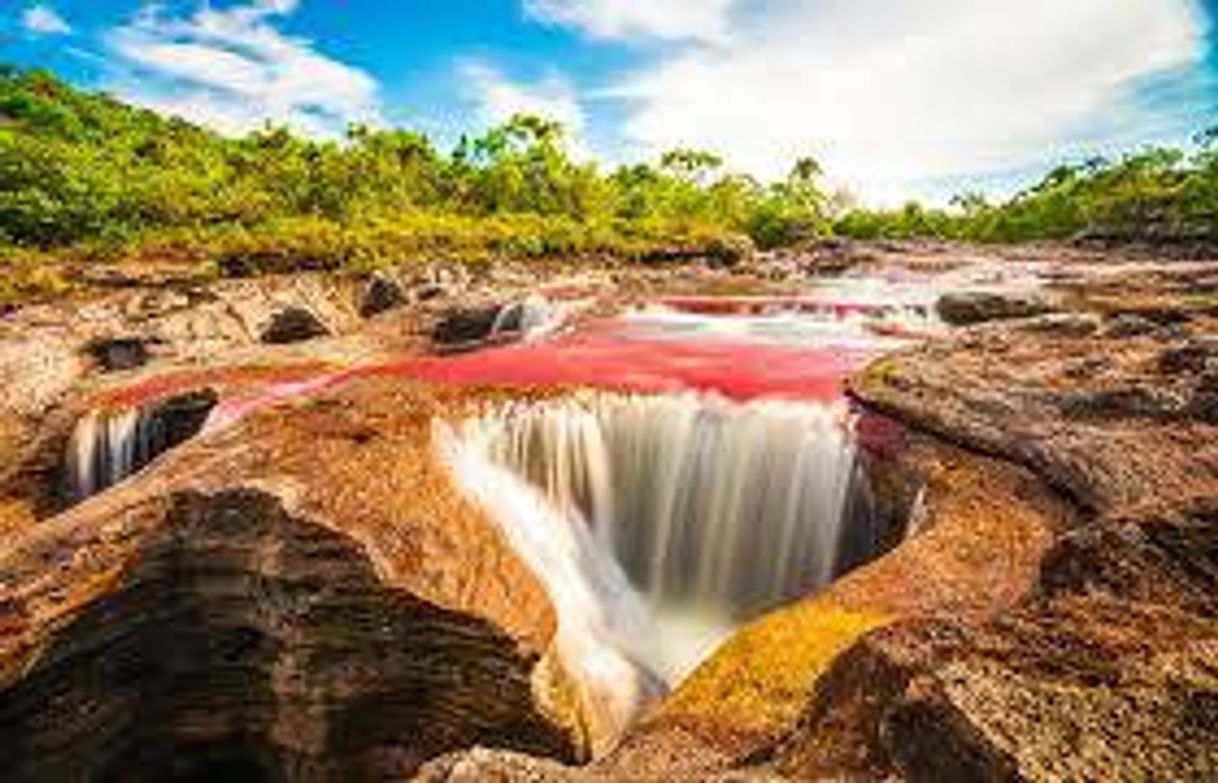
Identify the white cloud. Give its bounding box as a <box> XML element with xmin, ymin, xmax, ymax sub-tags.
<box><xmin>21</xmin><ymin>4</ymin><xmax>72</xmax><ymax>36</ymax></box>
<box><xmin>104</xmin><ymin>0</ymin><xmax>382</xmax><ymax>137</ymax></box>
<box><xmin>610</xmin><ymin>0</ymin><xmax>1210</xmax><ymax>203</ymax></box>
<box><xmin>523</xmin><ymin>0</ymin><xmax>733</xmax><ymax>43</ymax></box>
<box><xmin>463</xmin><ymin>61</ymin><xmax>592</xmax><ymax>156</ymax></box>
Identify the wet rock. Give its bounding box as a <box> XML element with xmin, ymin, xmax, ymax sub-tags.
<box><xmin>360</xmin><ymin>274</ymin><xmax>407</xmax><ymax>318</ymax></box>
<box><xmin>936</xmin><ymin>291</ymin><xmax>1050</xmax><ymax>326</ymax></box>
<box><xmin>260</xmin><ymin>306</ymin><xmax>331</xmax><ymax>344</ymax></box>
<box><xmin>431</xmin><ymin>304</ymin><xmax>504</xmax><ymax>348</ymax></box>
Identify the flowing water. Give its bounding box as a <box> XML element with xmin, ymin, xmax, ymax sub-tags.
<box><xmin>65</xmin><ymin>407</ymin><xmax>148</xmax><ymax>502</ymax></box>
<box><xmin>435</xmin><ymin>295</ymin><xmax>938</xmax><ymax>687</ymax></box>
<box><xmin>65</xmin><ymin>392</ymin><xmax>217</xmax><ymax>504</ymax></box>
<box><xmin>445</xmin><ymin>392</ymin><xmax>870</xmax><ymax>682</ymax></box>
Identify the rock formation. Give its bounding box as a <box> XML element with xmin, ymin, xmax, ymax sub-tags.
<box><xmin>0</xmin><ymin>246</ymin><xmax>1215</xmax><ymax>781</ymax></box>
<box><xmin>0</xmin><ymin>379</ymin><xmax>646</xmax><ymax>780</ymax></box>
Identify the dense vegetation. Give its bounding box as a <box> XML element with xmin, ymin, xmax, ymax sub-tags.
<box><xmin>0</xmin><ymin>67</ymin><xmax>829</xmax><ymax>272</ymax></box>
<box><xmin>1</xmin><ymin>64</ymin><xmax>1216</xmax><ymax>304</ymax></box>
<box><xmin>835</xmin><ymin>131</ymin><xmax>1218</xmax><ymax>245</ymax></box>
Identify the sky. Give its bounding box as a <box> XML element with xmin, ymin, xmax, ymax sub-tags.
<box><xmin>2</xmin><ymin>0</ymin><xmax>1217</xmax><ymax>204</ymax></box>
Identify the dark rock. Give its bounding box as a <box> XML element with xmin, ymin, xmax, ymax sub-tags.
<box><xmin>936</xmin><ymin>291</ymin><xmax>1050</xmax><ymax>326</ymax></box>
<box><xmin>260</xmin><ymin>307</ymin><xmax>331</xmax><ymax>345</ymax></box>
<box><xmin>1104</xmin><ymin>314</ymin><xmax>1159</xmax><ymax>338</ymax></box>
<box><xmin>84</xmin><ymin>337</ymin><xmax>152</xmax><ymax>372</ymax></box>
<box><xmin>1057</xmin><ymin>386</ymin><xmax>1187</xmax><ymax>420</ymax></box>
<box><xmin>431</xmin><ymin>304</ymin><xmax>503</xmax><ymax>347</ymax></box>
<box><xmin>1062</xmin><ymin>357</ymin><xmax>1112</xmax><ymax>379</ymax></box>
<box><xmin>1185</xmin><ymin>390</ymin><xmax>1218</xmax><ymax>423</ymax></box>
<box><xmin>1018</xmin><ymin>313</ymin><xmax>1100</xmax><ymax>338</ymax></box>
<box><xmin>1158</xmin><ymin>336</ymin><xmax>1218</xmax><ymax>374</ymax></box>
<box><xmin>360</xmin><ymin>275</ymin><xmax>407</xmax><ymax>318</ymax></box>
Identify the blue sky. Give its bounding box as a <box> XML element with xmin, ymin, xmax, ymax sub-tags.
<box><xmin>2</xmin><ymin>0</ymin><xmax>1217</xmax><ymax>204</ymax></box>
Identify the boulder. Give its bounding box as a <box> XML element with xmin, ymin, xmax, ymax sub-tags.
<box><xmin>360</xmin><ymin>274</ymin><xmax>407</xmax><ymax>318</ymax></box>
<box><xmin>260</xmin><ymin>306</ymin><xmax>331</xmax><ymax>344</ymax></box>
<box><xmin>936</xmin><ymin>291</ymin><xmax>1050</xmax><ymax>326</ymax></box>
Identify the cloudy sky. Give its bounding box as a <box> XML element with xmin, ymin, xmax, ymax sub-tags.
<box><xmin>3</xmin><ymin>0</ymin><xmax>1217</xmax><ymax>203</ymax></box>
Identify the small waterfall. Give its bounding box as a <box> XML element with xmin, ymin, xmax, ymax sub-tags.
<box><xmin>489</xmin><ymin>295</ymin><xmax>560</xmax><ymax>341</ymax></box>
<box><xmin>64</xmin><ymin>391</ymin><xmax>218</xmax><ymax>504</ymax></box>
<box><xmin>435</xmin><ymin>420</ymin><xmax>664</xmax><ymax>756</ymax></box>
<box><xmin>444</xmin><ymin>391</ymin><xmax>866</xmax><ymax>680</ymax></box>
<box><xmin>65</xmin><ymin>408</ymin><xmax>152</xmax><ymax>502</ymax></box>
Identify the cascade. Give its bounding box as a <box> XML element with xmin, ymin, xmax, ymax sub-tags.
<box><xmin>443</xmin><ymin>391</ymin><xmax>874</xmax><ymax>681</ymax></box>
<box><xmin>435</xmin><ymin>419</ymin><xmax>664</xmax><ymax>755</ymax></box>
<box><xmin>489</xmin><ymin>294</ymin><xmax>561</xmax><ymax>341</ymax></box>
<box><xmin>64</xmin><ymin>391</ymin><xmax>218</xmax><ymax>504</ymax></box>
<box><xmin>65</xmin><ymin>408</ymin><xmax>146</xmax><ymax>502</ymax></box>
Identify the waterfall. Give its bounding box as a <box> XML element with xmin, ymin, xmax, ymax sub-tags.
<box><xmin>489</xmin><ymin>295</ymin><xmax>561</xmax><ymax>342</ymax></box>
<box><xmin>443</xmin><ymin>391</ymin><xmax>865</xmax><ymax>681</ymax></box>
<box><xmin>65</xmin><ymin>408</ymin><xmax>154</xmax><ymax>502</ymax></box>
<box><xmin>435</xmin><ymin>420</ymin><xmax>664</xmax><ymax>756</ymax></box>
<box><xmin>64</xmin><ymin>391</ymin><xmax>218</xmax><ymax>504</ymax></box>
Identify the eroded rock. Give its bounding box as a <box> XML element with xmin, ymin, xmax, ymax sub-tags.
<box><xmin>0</xmin><ymin>380</ymin><xmax>634</xmax><ymax>780</ymax></box>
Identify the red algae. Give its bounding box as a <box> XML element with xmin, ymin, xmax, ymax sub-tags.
<box><xmin>89</xmin><ymin>362</ymin><xmax>338</xmax><ymax>411</ymax></box>
<box><xmin>360</xmin><ymin>335</ymin><xmax>874</xmax><ymax>402</ymax></box>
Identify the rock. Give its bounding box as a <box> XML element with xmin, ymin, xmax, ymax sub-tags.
<box><xmin>771</xmin><ymin>496</ymin><xmax>1218</xmax><ymax>782</ymax></box>
<box><xmin>850</xmin><ymin>321</ymin><xmax>1218</xmax><ymax>514</ymax></box>
<box><xmin>1104</xmin><ymin>313</ymin><xmax>1159</xmax><ymax>338</ymax></box>
<box><xmin>1018</xmin><ymin>312</ymin><xmax>1101</xmax><ymax>338</ymax></box>
<box><xmin>936</xmin><ymin>291</ymin><xmax>1050</xmax><ymax>326</ymax></box>
<box><xmin>1057</xmin><ymin>385</ymin><xmax>1187</xmax><ymax>420</ymax></box>
<box><xmin>84</xmin><ymin>336</ymin><xmax>152</xmax><ymax>372</ymax></box>
<box><xmin>1158</xmin><ymin>336</ymin><xmax>1218</xmax><ymax>374</ymax></box>
<box><xmin>260</xmin><ymin>306</ymin><xmax>331</xmax><ymax>344</ymax></box>
<box><xmin>360</xmin><ymin>274</ymin><xmax>407</xmax><ymax>318</ymax></box>
<box><xmin>431</xmin><ymin>304</ymin><xmax>504</xmax><ymax>348</ymax></box>
<box><xmin>0</xmin><ymin>380</ymin><xmax>633</xmax><ymax>780</ymax></box>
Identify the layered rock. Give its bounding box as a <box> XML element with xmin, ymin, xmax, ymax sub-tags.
<box><xmin>0</xmin><ymin>379</ymin><xmax>629</xmax><ymax>780</ymax></box>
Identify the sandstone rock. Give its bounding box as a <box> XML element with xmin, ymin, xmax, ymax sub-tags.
<box><xmin>0</xmin><ymin>380</ymin><xmax>630</xmax><ymax>780</ymax></box>
<box><xmin>850</xmin><ymin>323</ymin><xmax>1218</xmax><ymax>514</ymax></box>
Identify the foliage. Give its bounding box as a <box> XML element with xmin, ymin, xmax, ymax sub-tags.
<box><xmin>834</xmin><ymin>135</ymin><xmax>1218</xmax><ymax>244</ymax></box>
<box><xmin>0</xmin><ymin>66</ymin><xmax>830</xmax><ymax>274</ymax></box>
<box><xmin>1</xmin><ymin>64</ymin><xmax>1215</xmax><ymax>290</ymax></box>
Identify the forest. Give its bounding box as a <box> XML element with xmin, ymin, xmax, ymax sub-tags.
<box><xmin>1</xmin><ymin>65</ymin><xmax>1216</xmax><ymax>304</ymax></box>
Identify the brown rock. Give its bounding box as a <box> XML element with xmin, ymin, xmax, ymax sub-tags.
<box><xmin>0</xmin><ymin>379</ymin><xmax>621</xmax><ymax>780</ymax></box>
